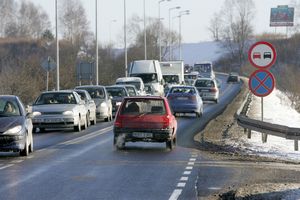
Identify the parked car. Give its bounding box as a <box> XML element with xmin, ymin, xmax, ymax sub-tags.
<box><xmin>227</xmin><ymin>72</ymin><xmax>240</xmax><ymax>83</ymax></box>
<box><xmin>113</xmin><ymin>96</ymin><xmax>177</xmax><ymax>150</ymax></box>
<box><xmin>166</xmin><ymin>86</ymin><xmax>203</xmax><ymax>117</ymax></box>
<box><xmin>75</xmin><ymin>85</ymin><xmax>113</xmax><ymax>122</ymax></box>
<box><xmin>0</xmin><ymin>95</ymin><xmax>33</xmax><ymax>156</ymax></box>
<box><xmin>105</xmin><ymin>85</ymin><xmax>130</xmax><ymax>116</ymax></box>
<box><xmin>74</xmin><ymin>89</ymin><xmax>97</xmax><ymax>126</ymax></box>
<box><xmin>32</xmin><ymin>90</ymin><xmax>87</xmax><ymax>132</ymax></box>
<box><xmin>115</xmin><ymin>77</ymin><xmax>146</xmax><ymax>96</ymax></box>
<box><xmin>194</xmin><ymin>78</ymin><xmax>219</xmax><ymax>103</ymax></box>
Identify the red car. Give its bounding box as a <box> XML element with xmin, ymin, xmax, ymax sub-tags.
<box><xmin>113</xmin><ymin>96</ymin><xmax>177</xmax><ymax>150</ymax></box>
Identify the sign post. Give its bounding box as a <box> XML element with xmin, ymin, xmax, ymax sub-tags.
<box><xmin>41</xmin><ymin>56</ymin><xmax>56</xmax><ymax>91</ymax></box>
<box><xmin>248</xmin><ymin>41</ymin><xmax>277</xmax><ymax>143</ymax></box>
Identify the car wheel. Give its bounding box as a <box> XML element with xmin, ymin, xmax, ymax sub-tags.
<box><xmin>29</xmin><ymin>134</ymin><xmax>33</xmax><ymax>153</ymax></box>
<box><xmin>20</xmin><ymin>138</ymin><xmax>29</xmax><ymax>156</ymax></box>
<box><xmin>83</xmin><ymin>116</ymin><xmax>88</xmax><ymax>130</ymax></box>
<box><xmin>74</xmin><ymin>117</ymin><xmax>81</xmax><ymax>132</ymax></box>
<box><xmin>114</xmin><ymin>135</ymin><xmax>125</xmax><ymax>150</ymax></box>
<box><xmin>39</xmin><ymin>128</ymin><xmax>45</xmax><ymax>133</ymax></box>
<box><xmin>196</xmin><ymin>112</ymin><xmax>201</xmax><ymax>118</ymax></box>
<box><xmin>86</xmin><ymin>113</ymin><xmax>91</xmax><ymax>127</ymax></box>
<box><xmin>166</xmin><ymin>140</ymin><xmax>173</xmax><ymax>150</ymax></box>
<box><xmin>215</xmin><ymin>99</ymin><xmax>219</xmax><ymax>104</ymax></box>
<box><xmin>33</xmin><ymin>127</ymin><xmax>37</xmax><ymax>133</ymax></box>
<box><xmin>91</xmin><ymin>114</ymin><xmax>97</xmax><ymax>125</ymax></box>
<box><xmin>104</xmin><ymin>116</ymin><xmax>109</xmax><ymax>122</ymax></box>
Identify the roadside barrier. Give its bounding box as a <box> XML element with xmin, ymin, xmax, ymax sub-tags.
<box><xmin>235</xmin><ymin>92</ymin><xmax>299</xmax><ymax>151</ymax></box>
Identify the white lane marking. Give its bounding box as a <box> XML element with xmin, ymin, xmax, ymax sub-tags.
<box><xmin>169</xmin><ymin>189</ymin><xmax>182</xmax><ymax>200</ymax></box>
<box><xmin>187</xmin><ymin>162</ymin><xmax>194</xmax><ymax>165</ymax></box>
<box><xmin>208</xmin><ymin>187</ymin><xmax>222</xmax><ymax>190</ymax></box>
<box><xmin>185</xmin><ymin>166</ymin><xmax>193</xmax><ymax>170</ymax></box>
<box><xmin>183</xmin><ymin>171</ymin><xmax>191</xmax><ymax>175</ymax></box>
<box><xmin>177</xmin><ymin>182</ymin><xmax>186</xmax><ymax>187</ymax></box>
<box><xmin>63</xmin><ymin>126</ymin><xmax>113</xmax><ymax>145</ymax></box>
<box><xmin>0</xmin><ymin>164</ymin><xmax>14</xmax><ymax>170</ymax></box>
<box><xmin>180</xmin><ymin>176</ymin><xmax>189</xmax><ymax>181</ymax></box>
<box><xmin>10</xmin><ymin>160</ymin><xmax>24</xmax><ymax>163</ymax></box>
<box><xmin>191</xmin><ymin>154</ymin><xmax>198</xmax><ymax>157</ymax></box>
<box><xmin>189</xmin><ymin>158</ymin><xmax>196</xmax><ymax>162</ymax></box>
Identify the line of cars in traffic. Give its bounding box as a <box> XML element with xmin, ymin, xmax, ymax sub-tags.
<box><xmin>0</xmin><ymin>59</ymin><xmax>240</xmax><ymax>155</ymax></box>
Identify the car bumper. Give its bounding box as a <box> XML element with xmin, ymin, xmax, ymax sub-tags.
<box><xmin>114</xmin><ymin>127</ymin><xmax>173</xmax><ymax>143</ymax></box>
<box><xmin>200</xmin><ymin>93</ymin><xmax>218</xmax><ymax>101</ymax></box>
<box><xmin>96</xmin><ymin>107</ymin><xmax>110</xmax><ymax>119</ymax></box>
<box><xmin>0</xmin><ymin>135</ymin><xmax>26</xmax><ymax>152</ymax></box>
<box><xmin>171</xmin><ymin>104</ymin><xmax>200</xmax><ymax>113</ymax></box>
<box><xmin>32</xmin><ymin>116</ymin><xmax>76</xmax><ymax>128</ymax></box>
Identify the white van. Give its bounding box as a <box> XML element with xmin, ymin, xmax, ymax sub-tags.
<box><xmin>128</xmin><ymin>60</ymin><xmax>164</xmax><ymax>96</ymax></box>
<box><xmin>115</xmin><ymin>77</ymin><xmax>146</xmax><ymax>96</ymax></box>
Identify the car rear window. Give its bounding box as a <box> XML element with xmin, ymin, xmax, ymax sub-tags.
<box><xmin>121</xmin><ymin>99</ymin><xmax>166</xmax><ymax>115</ymax></box>
<box><xmin>170</xmin><ymin>87</ymin><xmax>195</xmax><ymax>94</ymax></box>
<box><xmin>195</xmin><ymin>80</ymin><xmax>215</xmax><ymax>87</ymax></box>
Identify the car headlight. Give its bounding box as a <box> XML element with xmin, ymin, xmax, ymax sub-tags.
<box><xmin>32</xmin><ymin>111</ymin><xmax>41</xmax><ymax>117</ymax></box>
<box><xmin>3</xmin><ymin>125</ymin><xmax>23</xmax><ymax>135</ymax></box>
<box><xmin>63</xmin><ymin>111</ymin><xmax>73</xmax><ymax>115</ymax></box>
<box><xmin>100</xmin><ymin>102</ymin><xmax>107</xmax><ymax>107</ymax></box>
<box><xmin>116</xmin><ymin>102</ymin><xmax>122</xmax><ymax>106</ymax></box>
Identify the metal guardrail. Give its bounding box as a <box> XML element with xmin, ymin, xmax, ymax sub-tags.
<box><xmin>235</xmin><ymin>92</ymin><xmax>299</xmax><ymax>151</ymax></box>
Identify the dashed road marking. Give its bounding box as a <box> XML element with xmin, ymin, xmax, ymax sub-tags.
<box><xmin>180</xmin><ymin>177</ymin><xmax>189</xmax><ymax>181</ymax></box>
<box><xmin>0</xmin><ymin>164</ymin><xmax>14</xmax><ymax>170</ymax></box>
<box><xmin>187</xmin><ymin>162</ymin><xmax>194</xmax><ymax>165</ymax></box>
<box><xmin>10</xmin><ymin>160</ymin><xmax>24</xmax><ymax>164</ymax></box>
<box><xmin>186</xmin><ymin>166</ymin><xmax>193</xmax><ymax>170</ymax></box>
<box><xmin>169</xmin><ymin>189</ymin><xmax>182</xmax><ymax>200</ymax></box>
<box><xmin>177</xmin><ymin>182</ymin><xmax>186</xmax><ymax>187</ymax></box>
<box><xmin>183</xmin><ymin>171</ymin><xmax>191</xmax><ymax>175</ymax></box>
<box><xmin>189</xmin><ymin>158</ymin><xmax>196</xmax><ymax>162</ymax></box>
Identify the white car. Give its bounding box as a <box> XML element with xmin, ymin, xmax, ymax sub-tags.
<box><xmin>74</xmin><ymin>89</ymin><xmax>97</xmax><ymax>126</ymax></box>
<box><xmin>194</xmin><ymin>78</ymin><xmax>219</xmax><ymax>103</ymax></box>
<box><xmin>32</xmin><ymin>90</ymin><xmax>88</xmax><ymax>132</ymax></box>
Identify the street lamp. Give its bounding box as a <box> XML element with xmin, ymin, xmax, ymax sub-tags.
<box><xmin>144</xmin><ymin>0</ymin><xmax>147</xmax><ymax>60</ymax></box>
<box><xmin>168</xmin><ymin>6</ymin><xmax>180</xmax><ymax>61</ymax></box>
<box><xmin>124</xmin><ymin>0</ymin><xmax>127</xmax><ymax>76</ymax></box>
<box><xmin>55</xmin><ymin>0</ymin><xmax>60</xmax><ymax>91</ymax></box>
<box><xmin>158</xmin><ymin>0</ymin><xmax>171</xmax><ymax>61</ymax></box>
<box><xmin>178</xmin><ymin>10</ymin><xmax>190</xmax><ymax>60</ymax></box>
<box><xmin>95</xmin><ymin>0</ymin><xmax>99</xmax><ymax>85</ymax></box>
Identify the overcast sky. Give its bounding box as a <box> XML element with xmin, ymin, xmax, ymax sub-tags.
<box><xmin>30</xmin><ymin>0</ymin><xmax>295</xmax><ymax>47</ymax></box>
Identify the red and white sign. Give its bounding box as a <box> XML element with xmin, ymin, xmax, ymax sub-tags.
<box><xmin>248</xmin><ymin>41</ymin><xmax>277</xmax><ymax>69</ymax></box>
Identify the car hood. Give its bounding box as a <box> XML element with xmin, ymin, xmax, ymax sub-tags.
<box><xmin>32</xmin><ymin>104</ymin><xmax>78</xmax><ymax>112</ymax></box>
<box><xmin>0</xmin><ymin>116</ymin><xmax>24</xmax><ymax>133</ymax></box>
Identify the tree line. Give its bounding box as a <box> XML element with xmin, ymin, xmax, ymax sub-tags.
<box><xmin>0</xmin><ymin>0</ymin><xmax>179</xmax><ymax>104</ymax></box>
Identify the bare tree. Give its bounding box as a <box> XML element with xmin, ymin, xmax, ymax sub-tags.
<box><xmin>216</xmin><ymin>0</ymin><xmax>255</xmax><ymax>66</ymax></box>
<box><xmin>59</xmin><ymin>0</ymin><xmax>90</xmax><ymax>46</ymax></box>
<box><xmin>208</xmin><ymin>12</ymin><xmax>222</xmax><ymax>41</ymax></box>
<box><xmin>0</xmin><ymin>0</ymin><xmax>17</xmax><ymax>37</ymax></box>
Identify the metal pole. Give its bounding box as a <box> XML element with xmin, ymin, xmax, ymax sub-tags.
<box><xmin>46</xmin><ymin>57</ymin><xmax>50</xmax><ymax>91</ymax></box>
<box><xmin>168</xmin><ymin>9</ymin><xmax>171</xmax><ymax>61</ymax></box>
<box><xmin>95</xmin><ymin>0</ymin><xmax>99</xmax><ymax>85</ymax></box>
<box><xmin>55</xmin><ymin>0</ymin><xmax>59</xmax><ymax>91</ymax></box>
<box><xmin>261</xmin><ymin>97</ymin><xmax>268</xmax><ymax>143</ymax></box>
<box><xmin>144</xmin><ymin>0</ymin><xmax>147</xmax><ymax>60</ymax></box>
<box><xmin>179</xmin><ymin>15</ymin><xmax>182</xmax><ymax>60</ymax></box>
<box><xmin>124</xmin><ymin>0</ymin><xmax>128</xmax><ymax>77</ymax></box>
<box><xmin>159</xmin><ymin>1</ymin><xmax>161</xmax><ymax>61</ymax></box>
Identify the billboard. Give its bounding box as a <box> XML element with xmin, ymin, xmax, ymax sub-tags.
<box><xmin>270</xmin><ymin>5</ymin><xmax>294</xmax><ymax>27</ymax></box>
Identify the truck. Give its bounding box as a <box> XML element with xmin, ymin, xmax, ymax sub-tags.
<box><xmin>128</xmin><ymin>60</ymin><xmax>164</xmax><ymax>96</ymax></box>
<box><xmin>159</xmin><ymin>61</ymin><xmax>184</xmax><ymax>94</ymax></box>
<box><xmin>193</xmin><ymin>61</ymin><xmax>215</xmax><ymax>79</ymax></box>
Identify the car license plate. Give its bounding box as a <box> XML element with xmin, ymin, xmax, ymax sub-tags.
<box><xmin>177</xmin><ymin>97</ymin><xmax>188</xmax><ymax>100</ymax></box>
<box><xmin>132</xmin><ymin>132</ymin><xmax>153</xmax><ymax>138</ymax></box>
<box><xmin>45</xmin><ymin>118</ymin><xmax>63</xmax><ymax>123</ymax></box>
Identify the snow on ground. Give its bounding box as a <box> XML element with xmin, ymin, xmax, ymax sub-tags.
<box><xmin>228</xmin><ymin>89</ymin><xmax>300</xmax><ymax>162</ymax></box>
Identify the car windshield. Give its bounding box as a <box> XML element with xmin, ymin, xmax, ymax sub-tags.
<box><xmin>106</xmin><ymin>88</ymin><xmax>127</xmax><ymax>97</ymax></box>
<box><xmin>125</xmin><ymin>87</ymin><xmax>137</xmax><ymax>96</ymax></box>
<box><xmin>34</xmin><ymin>93</ymin><xmax>76</xmax><ymax>105</ymax></box>
<box><xmin>130</xmin><ymin>73</ymin><xmax>158</xmax><ymax>84</ymax></box>
<box><xmin>75</xmin><ymin>91</ymin><xmax>87</xmax><ymax>101</ymax></box>
<box><xmin>170</xmin><ymin>87</ymin><xmax>196</xmax><ymax>94</ymax></box>
<box><xmin>163</xmin><ymin>75</ymin><xmax>180</xmax><ymax>84</ymax></box>
<box><xmin>116</xmin><ymin>81</ymin><xmax>141</xmax><ymax>90</ymax></box>
<box><xmin>0</xmin><ymin>99</ymin><xmax>21</xmax><ymax>117</ymax></box>
<box><xmin>120</xmin><ymin>99</ymin><xmax>166</xmax><ymax>115</ymax></box>
<box><xmin>78</xmin><ymin>87</ymin><xmax>105</xmax><ymax>99</ymax></box>
<box><xmin>195</xmin><ymin>80</ymin><xmax>215</xmax><ymax>87</ymax></box>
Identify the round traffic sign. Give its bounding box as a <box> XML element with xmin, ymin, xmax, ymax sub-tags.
<box><xmin>248</xmin><ymin>41</ymin><xmax>277</xmax><ymax>69</ymax></box>
<box><xmin>249</xmin><ymin>69</ymin><xmax>275</xmax><ymax>97</ymax></box>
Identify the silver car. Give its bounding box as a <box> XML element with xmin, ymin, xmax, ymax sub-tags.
<box><xmin>75</xmin><ymin>85</ymin><xmax>113</xmax><ymax>122</ymax></box>
<box><xmin>74</xmin><ymin>89</ymin><xmax>97</xmax><ymax>126</ymax></box>
<box><xmin>105</xmin><ymin>85</ymin><xmax>130</xmax><ymax>117</ymax></box>
<box><xmin>32</xmin><ymin>90</ymin><xmax>87</xmax><ymax>132</ymax></box>
<box><xmin>194</xmin><ymin>78</ymin><xmax>219</xmax><ymax>103</ymax></box>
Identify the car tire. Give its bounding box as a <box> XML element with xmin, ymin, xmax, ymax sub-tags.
<box><xmin>29</xmin><ymin>134</ymin><xmax>33</xmax><ymax>153</ymax></box>
<box><xmin>215</xmin><ymin>99</ymin><xmax>219</xmax><ymax>104</ymax></box>
<box><xmin>74</xmin><ymin>117</ymin><xmax>81</xmax><ymax>132</ymax></box>
<box><xmin>91</xmin><ymin>114</ymin><xmax>97</xmax><ymax>125</ymax></box>
<box><xmin>83</xmin><ymin>117</ymin><xmax>87</xmax><ymax>130</ymax></box>
<box><xmin>104</xmin><ymin>116</ymin><xmax>109</xmax><ymax>122</ymax></box>
<box><xmin>20</xmin><ymin>138</ymin><xmax>29</xmax><ymax>156</ymax></box>
<box><xmin>39</xmin><ymin>128</ymin><xmax>45</xmax><ymax>133</ymax></box>
<box><xmin>33</xmin><ymin>127</ymin><xmax>37</xmax><ymax>133</ymax></box>
<box><xmin>196</xmin><ymin>112</ymin><xmax>201</xmax><ymax>118</ymax></box>
<box><xmin>166</xmin><ymin>140</ymin><xmax>173</xmax><ymax>150</ymax></box>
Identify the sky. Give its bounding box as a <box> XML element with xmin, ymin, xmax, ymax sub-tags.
<box><xmin>30</xmin><ymin>0</ymin><xmax>296</xmax><ymax>47</ymax></box>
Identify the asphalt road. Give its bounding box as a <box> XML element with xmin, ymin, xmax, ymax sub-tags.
<box><xmin>0</xmin><ymin>75</ymin><xmax>298</xmax><ymax>200</ymax></box>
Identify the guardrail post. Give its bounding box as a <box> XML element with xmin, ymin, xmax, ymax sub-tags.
<box><xmin>262</xmin><ymin>133</ymin><xmax>268</xmax><ymax>143</ymax></box>
<box><xmin>247</xmin><ymin>129</ymin><xmax>251</xmax><ymax>139</ymax></box>
<box><xmin>295</xmin><ymin>140</ymin><xmax>299</xmax><ymax>151</ymax></box>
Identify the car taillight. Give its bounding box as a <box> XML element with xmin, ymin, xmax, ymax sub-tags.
<box><xmin>210</xmin><ymin>88</ymin><xmax>217</xmax><ymax>93</ymax></box>
<box><xmin>114</xmin><ymin>116</ymin><xmax>123</xmax><ymax>128</ymax></box>
<box><xmin>162</xmin><ymin>115</ymin><xmax>170</xmax><ymax>129</ymax></box>
<box><xmin>190</xmin><ymin>96</ymin><xmax>196</xmax><ymax>101</ymax></box>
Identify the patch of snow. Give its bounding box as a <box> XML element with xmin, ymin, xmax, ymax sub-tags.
<box><xmin>227</xmin><ymin>89</ymin><xmax>300</xmax><ymax>162</ymax></box>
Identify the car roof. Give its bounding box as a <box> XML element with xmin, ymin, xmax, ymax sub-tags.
<box><xmin>195</xmin><ymin>77</ymin><xmax>215</xmax><ymax>81</ymax></box>
<box><xmin>106</xmin><ymin>85</ymin><xmax>127</xmax><ymax>89</ymax></box>
<box><xmin>41</xmin><ymin>90</ymin><xmax>74</xmax><ymax>94</ymax></box>
<box><xmin>116</xmin><ymin>77</ymin><xmax>143</xmax><ymax>82</ymax></box>
<box><xmin>75</xmin><ymin>85</ymin><xmax>105</xmax><ymax>89</ymax></box>
<box><xmin>123</xmin><ymin>96</ymin><xmax>165</xmax><ymax>100</ymax></box>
